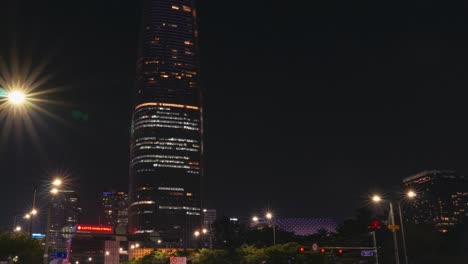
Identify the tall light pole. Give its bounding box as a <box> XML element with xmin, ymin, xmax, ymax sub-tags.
<box><xmin>43</xmin><ymin>178</ymin><xmax>61</xmax><ymax>264</ymax></box>
<box><xmin>265</xmin><ymin>212</ymin><xmax>276</xmax><ymax>246</ymax></box>
<box><xmin>28</xmin><ymin>186</ymin><xmax>37</xmax><ymax>239</ymax></box>
<box><xmin>372</xmin><ymin>195</ymin><xmax>400</xmax><ymax>264</ymax></box>
<box><xmin>398</xmin><ymin>190</ymin><xmax>416</xmax><ymax>264</ymax></box>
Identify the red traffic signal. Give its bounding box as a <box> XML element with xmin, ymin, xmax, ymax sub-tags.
<box><xmin>320</xmin><ymin>248</ymin><xmax>326</xmax><ymax>253</ymax></box>
<box><xmin>338</xmin><ymin>249</ymin><xmax>343</xmax><ymax>254</ymax></box>
<box><xmin>368</xmin><ymin>220</ymin><xmax>382</xmax><ymax>230</ymax></box>
<box><xmin>299</xmin><ymin>247</ymin><xmax>305</xmax><ymax>252</ymax></box>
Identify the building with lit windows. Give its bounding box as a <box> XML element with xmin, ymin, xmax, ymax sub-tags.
<box><xmin>402</xmin><ymin>170</ymin><xmax>468</xmax><ymax>232</ymax></box>
<box><xmin>49</xmin><ymin>190</ymin><xmax>82</xmax><ymax>250</ymax></box>
<box><xmin>129</xmin><ymin>0</ymin><xmax>203</xmax><ymax>248</ymax></box>
<box><xmin>100</xmin><ymin>191</ymin><xmax>129</xmax><ymax>230</ymax></box>
<box><xmin>202</xmin><ymin>209</ymin><xmax>216</xmax><ymax>229</ymax></box>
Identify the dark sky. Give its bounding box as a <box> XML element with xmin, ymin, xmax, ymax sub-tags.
<box><xmin>1</xmin><ymin>0</ymin><xmax>468</xmax><ymax>230</ymax></box>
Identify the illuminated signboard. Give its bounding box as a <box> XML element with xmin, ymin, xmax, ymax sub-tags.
<box><xmin>76</xmin><ymin>225</ymin><xmax>113</xmax><ymax>234</ymax></box>
<box><xmin>32</xmin><ymin>233</ymin><xmax>46</xmax><ymax>239</ymax></box>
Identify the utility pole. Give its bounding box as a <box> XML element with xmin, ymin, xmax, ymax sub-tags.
<box><xmin>43</xmin><ymin>199</ymin><xmax>52</xmax><ymax>264</ymax></box>
<box><xmin>29</xmin><ymin>186</ymin><xmax>37</xmax><ymax>238</ymax></box>
<box><xmin>372</xmin><ymin>231</ymin><xmax>379</xmax><ymax>264</ymax></box>
<box><xmin>389</xmin><ymin>202</ymin><xmax>400</xmax><ymax>264</ymax></box>
<box><xmin>398</xmin><ymin>202</ymin><xmax>409</xmax><ymax>264</ymax></box>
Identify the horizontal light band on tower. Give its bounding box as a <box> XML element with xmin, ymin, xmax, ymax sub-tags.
<box><xmin>135</xmin><ymin>102</ymin><xmax>199</xmax><ymax>110</ymax></box>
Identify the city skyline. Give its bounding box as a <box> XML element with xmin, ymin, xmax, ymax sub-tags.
<box><xmin>2</xmin><ymin>0</ymin><xmax>468</xmax><ymax>232</ymax></box>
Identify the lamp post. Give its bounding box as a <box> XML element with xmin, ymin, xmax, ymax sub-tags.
<box><xmin>43</xmin><ymin>178</ymin><xmax>62</xmax><ymax>264</ymax></box>
<box><xmin>372</xmin><ymin>191</ymin><xmax>416</xmax><ymax>264</ymax></box>
<box><xmin>398</xmin><ymin>190</ymin><xmax>416</xmax><ymax>264</ymax></box>
<box><xmin>265</xmin><ymin>212</ymin><xmax>276</xmax><ymax>246</ymax></box>
<box><xmin>29</xmin><ymin>186</ymin><xmax>37</xmax><ymax>239</ymax></box>
<box><xmin>372</xmin><ymin>195</ymin><xmax>400</xmax><ymax>264</ymax></box>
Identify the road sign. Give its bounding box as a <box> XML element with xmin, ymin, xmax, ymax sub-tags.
<box><xmin>312</xmin><ymin>243</ymin><xmax>318</xmax><ymax>251</ymax></box>
<box><xmin>388</xmin><ymin>224</ymin><xmax>400</xmax><ymax>230</ymax></box>
<box><xmin>50</xmin><ymin>251</ymin><xmax>67</xmax><ymax>259</ymax></box>
<box><xmin>361</xmin><ymin>251</ymin><xmax>374</xmax><ymax>257</ymax></box>
<box><xmin>170</xmin><ymin>257</ymin><xmax>187</xmax><ymax>264</ymax></box>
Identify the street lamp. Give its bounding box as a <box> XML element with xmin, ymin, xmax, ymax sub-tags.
<box><xmin>52</xmin><ymin>178</ymin><xmax>62</xmax><ymax>187</ymax></box>
<box><xmin>14</xmin><ymin>226</ymin><xmax>22</xmax><ymax>232</ymax></box>
<box><xmin>24</xmin><ymin>214</ymin><xmax>31</xmax><ymax>219</ymax></box>
<box><xmin>372</xmin><ymin>195</ymin><xmax>400</xmax><ymax>264</ymax></box>
<box><xmin>7</xmin><ymin>90</ymin><xmax>26</xmax><ymax>105</ymax></box>
<box><xmin>372</xmin><ymin>195</ymin><xmax>382</xmax><ymax>202</ymax></box>
<box><xmin>252</xmin><ymin>216</ymin><xmax>259</xmax><ymax>222</ymax></box>
<box><xmin>265</xmin><ymin>212</ymin><xmax>276</xmax><ymax>245</ymax></box>
<box><xmin>398</xmin><ymin>190</ymin><xmax>417</xmax><ymax>264</ymax></box>
<box><xmin>194</xmin><ymin>231</ymin><xmax>200</xmax><ymax>237</ymax></box>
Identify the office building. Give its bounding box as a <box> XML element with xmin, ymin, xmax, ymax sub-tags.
<box><xmin>49</xmin><ymin>190</ymin><xmax>82</xmax><ymax>250</ymax></box>
<box><xmin>202</xmin><ymin>209</ymin><xmax>216</xmax><ymax>229</ymax></box>
<box><xmin>403</xmin><ymin>170</ymin><xmax>467</xmax><ymax>232</ymax></box>
<box><xmin>100</xmin><ymin>191</ymin><xmax>129</xmax><ymax>230</ymax></box>
<box><xmin>129</xmin><ymin>0</ymin><xmax>203</xmax><ymax>248</ymax></box>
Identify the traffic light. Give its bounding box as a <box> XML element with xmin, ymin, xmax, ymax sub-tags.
<box><xmin>299</xmin><ymin>247</ymin><xmax>305</xmax><ymax>252</ymax></box>
<box><xmin>368</xmin><ymin>220</ymin><xmax>382</xmax><ymax>230</ymax></box>
<box><xmin>337</xmin><ymin>249</ymin><xmax>343</xmax><ymax>254</ymax></box>
<box><xmin>320</xmin><ymin>248</ymin><xmax>326</xmax><ymax>253</ymax></box>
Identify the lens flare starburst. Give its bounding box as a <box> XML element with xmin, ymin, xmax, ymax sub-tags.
<box><xmin>0</xmin><ymin>50</ymin><xmax>68</xmax><ymax>152</ymax></box>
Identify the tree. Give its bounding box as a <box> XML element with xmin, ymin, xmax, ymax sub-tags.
<box><xmin>0</xmin><ymin>232</ymin><xmax>43</xmax><ymax>263</ymax></box>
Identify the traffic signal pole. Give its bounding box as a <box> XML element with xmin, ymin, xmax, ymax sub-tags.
<box><xmin>389</xmin><ymin>202</ymin><xmax>400</xmax><ymax>264</ymax></box>
<box><xmin>372</xmin><ymin>231</ymin><xmax>379</xmax><ymax>264</ymax></box>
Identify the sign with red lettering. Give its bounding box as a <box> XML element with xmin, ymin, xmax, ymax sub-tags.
<box><xmin>76</xmin><ymin>225</ymin><xmax>113</xmax><ymax>234</ymax></box>
<box><xmin>170</xmin><ymin>257</ymin><xmax>187</xmax><ymax>264</ymax></box>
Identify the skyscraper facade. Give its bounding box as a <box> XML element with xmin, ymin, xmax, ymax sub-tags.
<box><xmin>129</xmin><ymin>0</ymin><xmax>202</xmax><ymax>247</ymax></box>
<box><xmin>402</xmin><ymin>170</ymin><xmax>467</xmax><ymax>232</ymax></box>
<box><xmin>100</xmin><ymin>191</ymin><xmax>129</xmax><ymax>230</ymax></box>
<box><xmin>50</xmin><ymin>190</ymin><xmax>82</xmax><ymax>250</ymax></box>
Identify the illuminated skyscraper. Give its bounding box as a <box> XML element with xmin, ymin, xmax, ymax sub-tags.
<box><xmin>129</xmin><ymin>0</ymin><xmax>202</xmax><ymax>247</ymax></box>
<box><xmin>100</xmin><ymin>191</ymin><xmax>129</xmax><ymax>230</ymax></box>
<box><xmin>403</xmin><ymin>170</ymin><xmax>467</xmax><ymax>232</ymax></box>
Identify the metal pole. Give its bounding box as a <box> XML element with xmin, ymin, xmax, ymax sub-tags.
<box><xmin>43</xmin><ymin>199</ymin><xmax>52</xmax><ymax>264</ymax></box>
<box><xmin>398</xmin><ymin>202</ymin><xmax>409</xmax><ymax>264</ymax></box>
<box><xmin>12</xmin><ymin>215</ymin><xmax>17</xmax><ymax>231</ymax></box>
<box><xmin>30</xmin><ymin>186</ymin><xmax>37</xmax><ymax>238</ymax></box>
<box><xmin>272</xmin><ymin>221</ymin><xmax>276</xmax><ymax>245</ymax></box>
<box><xmin>389</xmin><ymin>202</ymin><xmax>400</xmax><ymax>264</ymax></box>
<box><xmin>372</xmin><ymin>231</ymin><xmax>379</xmax><ymax>264</ymax></box>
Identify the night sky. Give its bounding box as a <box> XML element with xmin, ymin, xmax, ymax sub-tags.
<box><xmin>1</xmin><ymin>0</ymin><xmax>468</xmax><ymax>230</ymax></box>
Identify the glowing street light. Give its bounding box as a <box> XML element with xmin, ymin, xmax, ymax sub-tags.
<box><xmin>52</xmin><ymin>178</ymin><xmax>62</xmax><ymax>187</ymax></box>
<box><xmin>14</xmin><ymin>226</ymin><xmax>22</xmax><ymax>232</ymax></box>
<box><xmin>50</xmin><ymin>188</ymin><xmax>59</xmax><ymax>194</ymax></box>
<box><xmin>194</xmin><ymin>230</ymin><xmax>200</xmax><ymax>237</ymax></box>
<box><xmin>407</xmin><ymin>190</ymin><xmax>416</xmax><ymax>199</ymax></box>
<box><xmin>130</xmin><ymin>245</ymin><xmax>135</xmax><ymax>249</ymax></box>
<box><xmin>157</xmin><ymin>240</ymin><xmax>162</xmax><ymax>244</ymax></box>
<box><xmin>105</xmin><ymin>251</ymin><xmax>110</xmax><ymax>256</ymax></box>
<box><xmin>252</xmin><ymin>216</ymin><xmax>259</xmax><ymax>222</ymax></box>
<box><xmin>265</xmin><ymin>212</ymin><xmax>273</xmax><ymax>220</ymax></box>
<box><xmin>372</xmin><ymin>195</ymin><xmax>382</xmax><ymax>203</ymax></box>
<box><xmin>24</xmin><ymin>214</ymin><xmax>31</xmax><ymax>219</ymax></box>
<box><xmin>7</xmin><ymin>90</ymin><xmax>26</xmax><ymax>105</ymax></box>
